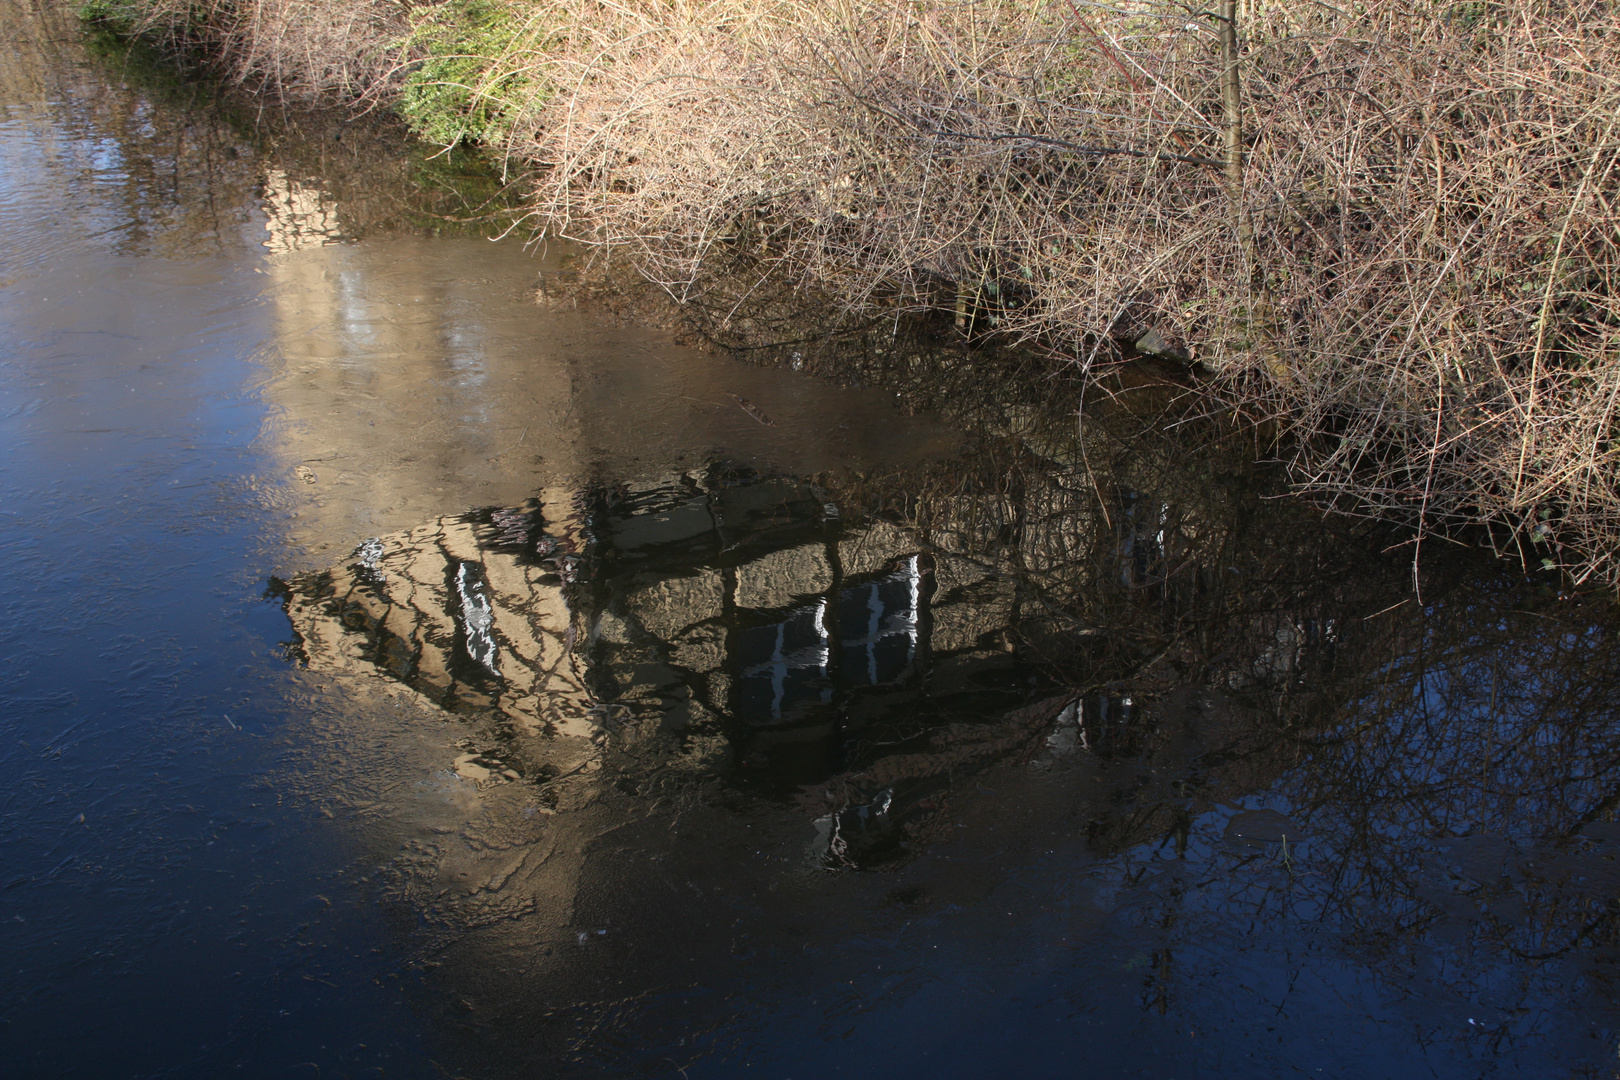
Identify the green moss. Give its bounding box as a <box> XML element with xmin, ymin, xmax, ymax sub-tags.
<box><xmin>396</xmin><ymin>0</ymin><xmax>545</xmax><ymax>149</ymax></box>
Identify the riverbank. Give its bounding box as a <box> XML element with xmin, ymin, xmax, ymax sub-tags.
<box><xmin>90</xmin><ymin>0</ymin><xmax>1620</xmax><ymax>588</ymax></box>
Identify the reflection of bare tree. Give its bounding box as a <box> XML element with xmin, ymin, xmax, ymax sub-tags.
<box><xmin>4</xmin><ymin>3</ymin><xmax>266</xmax><ymax>258</ymax></box>
<box><xmin>272</xmin><ymin>310</ymin><xmax>1620</xmax><ymax>1068</ymax></box>
<box><xmin>1072</xmin><ymin>591</ymin><xmax>1620</xmax><ymax>1064</ymax></box>
<box><xmin>797</xmin><ymin>358</ymin><xmax>1620</xmax><ymax>1059</ymax></box>
<box><xmin>5</xmin><ymin>3</ymin><xmax>518</xmax><ymax>262</ymax></box>
<box><xmin>1266</xmin><ymin>602</ymin><xmax>1620</xmax><ymax>1035</ymax></box>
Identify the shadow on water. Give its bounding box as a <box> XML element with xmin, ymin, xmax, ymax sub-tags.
<box><xmin>4</xmin><ymin>1</ymin><xmax>1620</xmax><ymax>1077</ymax></box>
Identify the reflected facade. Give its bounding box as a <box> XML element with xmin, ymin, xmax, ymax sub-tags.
<box><xmin>279</xmin><ymin>464</ymin><xmax>1031</xmax><ymax>841</ymax></box>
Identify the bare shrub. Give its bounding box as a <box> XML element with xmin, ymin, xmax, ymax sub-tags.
<box><xmin>505</xmin><ymin>0</ymin><xmax>1620</xmax><ymax>587</ymax></box>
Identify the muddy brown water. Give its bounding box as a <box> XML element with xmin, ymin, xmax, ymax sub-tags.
<box><xmin>4</xmin><ymin>4</ymin><xmax>1620</xmax><ymax>1077</ymax></box>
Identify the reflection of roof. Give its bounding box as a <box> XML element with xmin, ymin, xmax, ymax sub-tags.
<box><xmin>275</xmin><ymin>466</ymin><xmax>1031</xmax><ymax>802</ymax></box>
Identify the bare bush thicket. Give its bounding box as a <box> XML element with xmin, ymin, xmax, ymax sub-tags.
<box><xmin>503</xmin><ymin>0</ymin><xmax>1620</xmax><ymax>585</ymax></box>
<box><xmin>117</xmin><ymin>0</ymin><xmax>1620</xmax><ymax>587</ymax></box>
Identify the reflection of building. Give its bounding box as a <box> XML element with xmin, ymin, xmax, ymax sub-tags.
<box><xmin>260</xmin><ymin>167</ymin><xmax>346</xmax><ymax>253</ymax></box>
<box><xmin>277</xmin><ymin>464</ymin><xmax>1029</xmax><ymax>803</ymax></box>
<box><xmin>282</xmin><ymin>487</ymin><xmax>594</xmax><ymax>736</ymax></box>
<box><xmin>274</xmin><ymin>418</ymin><xmax>1373</xmax><ymax>870</ymax></box>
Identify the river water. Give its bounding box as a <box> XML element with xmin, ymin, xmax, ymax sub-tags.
<box><xmin>4</xmin><ymin>4</ymin><xmax>1620</xmax><ymax>1078</ymax></box>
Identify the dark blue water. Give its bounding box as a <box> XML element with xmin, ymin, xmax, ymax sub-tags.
<box><xmin>4</xmin><ymin>5</ymin><xmax>1620</xmax><ymax>1078</ymax></box>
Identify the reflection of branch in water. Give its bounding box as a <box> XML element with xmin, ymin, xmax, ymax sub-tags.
<box><xmin>1062</xmin><ymin>576</ymin><xmax>1620</xmax><ymax>1050</ymax></box>
<box><xmin>729</xmin><ymin>394</ymin><xmax>774</xmax><ymax>426</ymax></box>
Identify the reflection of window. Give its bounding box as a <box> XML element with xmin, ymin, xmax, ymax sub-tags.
<box><xmin>732</xmin><ymin>556</ymin><xmax>926</xmax><ymax>723</ymax></box>
<box><xmin>455</xmin><ymin>561</ymin><xmax>500</xmax><ymax>675</ymax></box>
<box><xmin>735</xmin><ymin>598</ymin><xmax>831</xmax><ymax>723</ymax></box>
<box><xmin>839</xmin><ymin>556</ymin><xmax>923</xmax><ymax>687</ymax></box>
